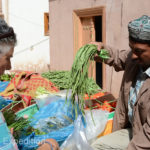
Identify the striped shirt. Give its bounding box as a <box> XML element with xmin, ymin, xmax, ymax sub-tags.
<box><xmin>128</xmin><ymin>67</ymin><xmax>150</xmax><ymax>124</ymax></box>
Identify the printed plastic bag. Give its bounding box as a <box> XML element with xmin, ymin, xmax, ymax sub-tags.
<box><xmin>60</xmin><ymin>115</ymin><xmax>93</xmax><ymax>150</ymax></box>
<box><xmin>31</xmin><ymin>100</ymin><xmax>74</xmax><ymax>133</ymax></box>
<box><xmin>35</xmin><ymin>89</ymin><xmax>72</xmax><ymax>108</ymax></box>
<box><xmin>18</xmin><ymin>97</ymin><xmax>79</xmax><ymax>150</ymax></box>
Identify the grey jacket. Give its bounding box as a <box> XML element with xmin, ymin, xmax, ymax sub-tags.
<box><xmin>105</xmin><ymin>46</ymin><xmax>150</xmax><ymax>150</ymax></box>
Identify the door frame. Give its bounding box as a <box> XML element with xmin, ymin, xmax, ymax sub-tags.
<box><xmin>73</xmin><ymin>6</ymin><xmax>106</xmax><ymax>89</ymax></box>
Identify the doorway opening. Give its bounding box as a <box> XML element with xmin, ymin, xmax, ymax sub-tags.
<box><xmin>73</xmin><ymin>6</ymin><xmax>106</xmax><ymax>89</ymax></box>
<box><xmin>94</xmin><ymin>16</ymin><xmax>103</xmax><ymax>88</ymax></box>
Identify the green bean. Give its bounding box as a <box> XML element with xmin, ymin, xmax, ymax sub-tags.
<box><xmin>68</xmin><ymin>44</ymin><xmax>110</xmax><ymax>116</ymax></box>
<box><xmin>42</xmin><ymin>44</ymin><xmax>109</xmax><ymax>116</ymax></box>
<box><xmin>68</xmin><ymin>44</ymin><xmax>99</xmax><ymax>116</ymax></box>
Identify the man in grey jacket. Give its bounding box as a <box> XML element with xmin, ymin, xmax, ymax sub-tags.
<box><xmin>92</xmin><ymin>15</ymin><xmax>150</xmax><ymax>150</ymax></box>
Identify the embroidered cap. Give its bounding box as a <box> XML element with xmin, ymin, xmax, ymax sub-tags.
<box><xmin>128</xmin><ymin>15</ymin><xmax>150</xmax><ymax>41</ymax></box>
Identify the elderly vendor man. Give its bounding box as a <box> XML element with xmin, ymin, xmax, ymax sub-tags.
<box><xmin>92</xmin><ymin>15</ymin><xmax>150</xmax><ymax>150</ymax></box>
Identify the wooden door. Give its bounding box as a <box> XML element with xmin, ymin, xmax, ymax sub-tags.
<box><xmin>81</xmin><ymin>17</ymin><xmax>95</xmax><ymax>44</ymax></box>
<box><xmin>81</xmin><ymin>17</ymin><xmax>96</xmax><ymax>79</ymax></box>
<box><xmin>73</xmin><ymin>7</ymin><xmax>106</xmax><ymax>88</ymax></box>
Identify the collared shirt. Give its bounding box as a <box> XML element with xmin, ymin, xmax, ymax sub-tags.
<box><xmin>128</xmin><ymin>67</ymin><xmax>150</xmax><ymax>124</ymax></box>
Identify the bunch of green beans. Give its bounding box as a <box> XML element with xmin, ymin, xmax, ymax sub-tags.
<box><xmin>42</xmin><ymin>71</ymin><xmax>100</xmax><ymax>94</ymax></box>
<box><xmin>69</xmin><ymin>44</ymin><xmax>99</xmax><ymax>115</ymax></box>
<box><xmin>41</xmin><ymin>71</ymin><xmax>70</xmax><ymax>89</ymax></box>
<box><xmin>69</xmin><ymin>44</ymin><xmax>109</xmax><ymax>116</ymax></box>
<box><xmin>3</xmin><ymin>109</ymin><xmax>46</xmax><ymax>140</ymax></box>
<box><xmin>42</xmin><ymin>45</ymin><xmax>109</xmax><ymax>116</ymax></box>
<box><xmin>3</xmin><ymin>109</ymin><xmax>31</xmax><ymax>140</ymax></box>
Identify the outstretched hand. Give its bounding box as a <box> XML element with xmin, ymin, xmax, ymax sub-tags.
<box><xmin>38</xmin><ymin>139</ymin><xmax>60</xmax><ymax>150</ymax></box>
<box><xmin>90</xmin><ymin>42</ymin><xmax>105</xmax><ymax>62</ymax></box>
<box><xmin>90</xmin><ymin>41</ymin><xmax>104</xmax><ymax>51</ymax></box>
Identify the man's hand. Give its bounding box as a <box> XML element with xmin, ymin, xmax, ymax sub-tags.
<box><xmin>10</xmin><ymin>128</ymin><xmax>13</xmax><ymax>135</ymax></box>
<box><xmin>90</xmin><ymin>42</ymin><xmax>104</xmax><ymax>51</ymax></box>
<box><xmin>90</xmin><ymin>42</ymin><xmax>104</xmax><ymax>62</ymax></box>
<box><xmin>38</xmin><ymin>139</ymin><xmax>60</xmax><ymax>150</ymax></box>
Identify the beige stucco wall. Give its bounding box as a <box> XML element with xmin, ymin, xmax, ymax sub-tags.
<box><xmin>49</xmin><ymin>0</ymin><xmax>150</xmax><ymax>97</ymax></box>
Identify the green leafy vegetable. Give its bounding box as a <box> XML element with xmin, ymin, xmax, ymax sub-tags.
<box><xmin>99</xmin><ymin>49</ymin><xmax>110</xmax><ymax>60</ymax></box>
<box><xmin>68</xmin><ymin>44</ymin><xmax>100</xmax><ymax>116</ymax></box>
<box><xmin>0</xmin><ymin>73</ymin><xmax>15</xmax><ymax>81</ymax></box>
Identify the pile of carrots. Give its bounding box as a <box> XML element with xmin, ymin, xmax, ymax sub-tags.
<box><xmin>92</xmin><ymin>100</ymin><xmax>116</xmax><ymax>112</ymax></box>
<box><xmin>84</xmin><ymin>91</ymin><xmax>116</xmax><ymax>112</ymax></box>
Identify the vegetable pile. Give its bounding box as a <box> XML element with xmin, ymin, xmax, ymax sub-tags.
<box><xmin>0</xmin><ymin>44</ymin><xmax>110</xmax><ymax>143</ymax></box>
<box><xmin>42</xmin><ymin>71</ymin><xmax>100</xmax><ymax>94</ymax></box>
<box><xmin>68</xmin><ymin>44</ymin><xmax>97</xmax><ymax>115</ymax></box>
<box><xmin>0</xmin><ymin>73</ymin><xmax>15</xmax><ymax>81</ymax></box>
<box><xmin>3</xmin><ymin>109</ymin><xmax>46</xmax><ymax>140</ymax></box>
<box><xmin>68</xmin><ymin>44</ymin><xmax>109</xmax><ymax>115</ymax></box>
<box><xmin>42</xmin><ymin>71</ymin><xmax>70</xmax><ymax>90</ymax></box>
<box><xmin>42</xmin><ymin>44</ymin><xmax>110</xmax><ymax>116</ymax></box>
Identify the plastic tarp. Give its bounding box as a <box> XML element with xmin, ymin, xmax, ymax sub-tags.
<box><xmin>18</xmin><ymin>97</ymin><xmax>80</xmax><ymax>150</ymax></box>
<box><xmin>0</xmin><ymin>81</ymin><xmax>12</xmax><ymax>110</ymax></box>
<box><xmin>0</xmin><ymin>112</ymin><xmax>18</xmax><ymax>150</ymax></box>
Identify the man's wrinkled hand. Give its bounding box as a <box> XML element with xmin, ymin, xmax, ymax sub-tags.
<box><xmin>90</xmin><ymin>42</ymin><xmax>104</xmax><ymax>62</ymax></box>
<box><xmin>38</xmin><ymin>139</ymin><xmax>60</xmax><ymax>150</ymax></box>
<box><xmin>90</xmin><ymin>41</ymin><xmax>104</xmax><ymax>51</ymax></box>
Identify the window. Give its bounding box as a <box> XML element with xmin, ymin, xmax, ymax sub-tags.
<box><xmin>44</xmin><ymin>12</ymin><xmax>49</xmax><ymax>36</ymax></box>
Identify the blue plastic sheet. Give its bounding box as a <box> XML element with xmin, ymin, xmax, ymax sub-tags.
<box><xmin>0</xmin><ymin>81</ymin><xmax>12</xmax><ymax>110</ymax></box>
<box><xmin>0</xmin><ymin>97</ymin><xmax>12</xmax><ymax>110</ymax></box>
<box><xmin>0</xmin><ymin>112</ymin><xmax>18</xmax><ymax>150</ymax></box>
<box><xmin>0</xmin><ymin>81</ymin><xmax>10</xmax><ymax>92</ymax></box>
<box><xmin>18</xmin><ymin>98</ymin><xmax>80</xmax><ymax>150</ymax></box>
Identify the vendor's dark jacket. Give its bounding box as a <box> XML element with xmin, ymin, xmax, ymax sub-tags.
<box><xmin>105</xmin><ymin>46</ymin><xmax>150</xmax><ymax>150</ymax></box>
